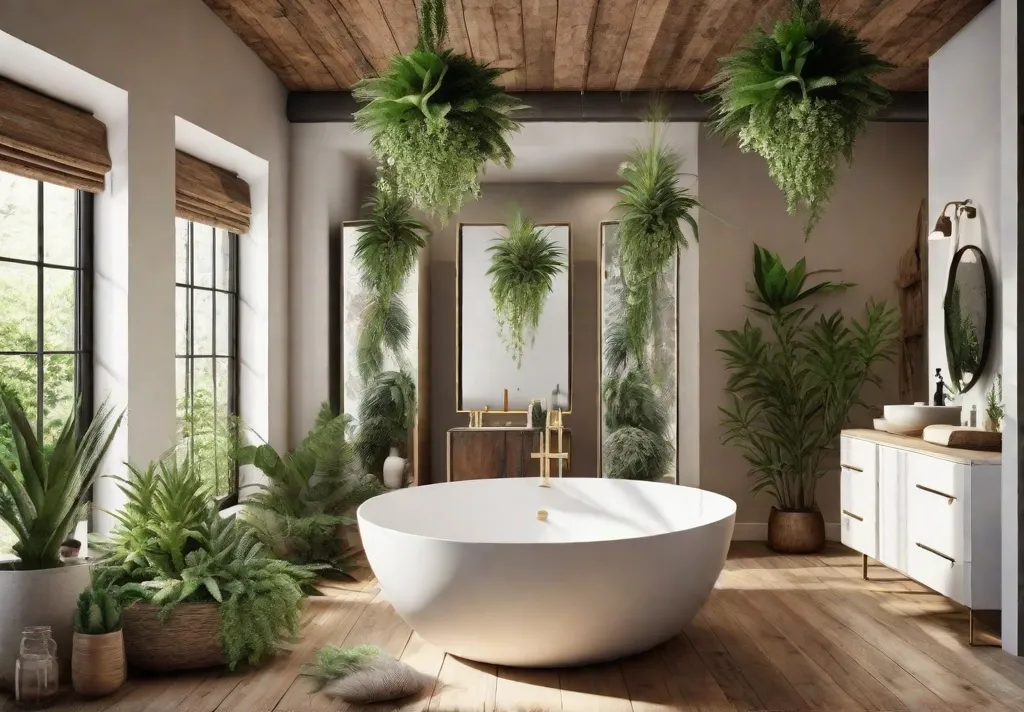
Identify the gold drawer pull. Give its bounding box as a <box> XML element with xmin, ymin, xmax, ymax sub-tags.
<box><xmin>916</xmin><ymin>542</ymin><xmax>956</xmax><ymax>565</ymax></box>
<box><xmin>915</xmin><ymin>484</ymin><xmax>956</xmax><ymax>503</ymax></box>
<box><xmin>842</xmin><ymin>510</ymin><xmax>864</xmax><ymax>522</ymax></box>
<box><xmin>841</xmin><ymin>463</ymin><xmax>863</xmax><ymax>472</ymax></box>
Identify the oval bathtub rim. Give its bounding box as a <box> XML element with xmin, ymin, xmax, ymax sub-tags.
<box><xmin>356</xmin><ymin>478</ymin><xmax>738</xmax><ymax>547</ymax></box>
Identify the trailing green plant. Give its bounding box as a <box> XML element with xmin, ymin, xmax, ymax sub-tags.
<box><xmin>74</xmin><ymin>587</ymin><xmax>123</xmax><ymax>635</ymax></box>
<box><xmin>705</xmin><ymin>0</ymin><xmax>892</xmax><ymax>236</ymax></box>
<box><xmin>238</xmin><ymin>402</ymin><xmax>382</xmax><ymax>577</ymax></box>
<box><xmin>718</xmin><ymin>244</ymin><xmax>899</xmax><ymax>512</ymax></box>
<box><xmin>986</xmin><ymin>374</ymin><xmax>1004</xmax><ymax>431</ymax></box>
<box><xmin>603</xmin><ymin>426</ymin><xmax>673</xmax><ymax>481</ymax></box>
<box><xmin>354</xmin><ymin>370</ymin><xmax>417</xmax><ymax>476</ymax></box>
<box><xmin>354</xmin><ymin>188</ymin><xmax>429</xmax><ymax>381</ymax></box>
<box><xmin>0</xmin><ymin>388</ymin><xmax>123</xmax><ymax>570</ymax></box>
<box><xmin>353</xmin><ymin>0</ymin><xmax>523</xmax><ymax>222</ymax></box>
<box><xmin>91</xmin><ymin>454</ymin><xmax>314</xmax><ymax>669</ymax></box>
<box><xmin>301</xmin><ymin>644</ymin><xmax>382</xmax><ymax>691</ymax></box>
<box><xmin>486</xmin><ymin>208</ymin><xmax>566</xmax><ymax>367</ymax></box>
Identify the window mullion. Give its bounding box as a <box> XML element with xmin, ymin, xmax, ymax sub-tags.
<box><xmin>35</xmin><ymin>181</ymin><xmax>44</xmax><ymax>440</ymax></box>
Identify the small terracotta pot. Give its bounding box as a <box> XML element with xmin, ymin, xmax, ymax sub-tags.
<box><xmin>767</xmin><ymin>507</ymin><xmax>826</xmax><ymax>554</ymax></box>
<box><xmin>71</xmin><ymin>630</ymin><xmax>126</xmax><ymax>698</ymax></box>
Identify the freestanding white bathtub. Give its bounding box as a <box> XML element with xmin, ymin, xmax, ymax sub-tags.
<box><xmin>357</xmin><ymin>477</ymin><xmax>736</xmax><ymax>667</ymax></box>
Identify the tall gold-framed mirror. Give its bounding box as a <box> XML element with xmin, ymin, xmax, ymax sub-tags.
<box><xmin>456</xmin><ymin>222</ymin><xmax>573</xmax><ymax>413</ymax></box>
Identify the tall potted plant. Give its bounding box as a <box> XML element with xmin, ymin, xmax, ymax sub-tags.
<box><xmin>718</xmin><ymin>246</ymin><xmax>898</xmax><ymax>552</ymax></box>
<box><xmin>0</xmin><ymin>390</ymin><xmax>122</xmax><ymax>690</ymax></box>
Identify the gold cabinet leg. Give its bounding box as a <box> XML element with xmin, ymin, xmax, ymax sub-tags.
<box><xmin>862</xmin><ymin>554</ymin><xmax>868</xmax><ymax>580</ymax></box>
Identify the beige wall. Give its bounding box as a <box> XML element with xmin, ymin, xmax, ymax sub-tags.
<box><xmin>428</xmin><ymin>183</ymin><xmax>621</xmax><ymax>482</ymax></box>
<box><xmin>698</xmin><ymin>123</ymin><xmax>928</xmax><ymax>527</ymax></box>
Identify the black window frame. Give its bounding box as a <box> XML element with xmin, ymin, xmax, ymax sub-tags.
<box><xmin>175</xmin><ymin>218</ymin><xmax>240</xmax><ymax>506</ymax></box>
<box><xmin>0</xmin><ymin>176</ymin><xmax>94</xmax><ymax>440</ymax></box>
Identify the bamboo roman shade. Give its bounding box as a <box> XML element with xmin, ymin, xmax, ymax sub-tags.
<box><xmin>175</xmin><ymin>151</ymin><xmax>251</xmax><ymax>234</ymax></box>
<box><xmin>0</xmin><ymin>77</ymin><xmax>111</xmax><ymax>193</ymax></box>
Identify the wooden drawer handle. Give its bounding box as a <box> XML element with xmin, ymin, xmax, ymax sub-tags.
<box><xmin>915</xmin><ymin>484</ymin><xmax>957</xmax><ymax>503</ymax></box>
<box><xmin>916</xmin><ymin>542</ymin><xmax>956</xmax><ymax>565</ymax></box>
<box><xmin>842</xmin><ymin>509</ymin><xmax>864</xmax><ymax>522</ymax></box>
<box><xmin>841</xmin><ymin>463</ymin><xmax>863</xmax><ymax>472</ymax></box>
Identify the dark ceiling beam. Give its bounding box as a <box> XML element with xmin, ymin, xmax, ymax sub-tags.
<box><xmin>287</xmin><ymin>90</ymin><xmax>928</xmax><ymax>123</ymax></box>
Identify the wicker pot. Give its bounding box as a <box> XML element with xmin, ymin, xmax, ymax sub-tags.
<box><xmin>72</xmin><ymin>631</ymin><xmax>126</xmax><ymax>697</ymax></box>
<box><xmin>767</xmin><ymin>507</ymin><xmax>825</xmax><ymax>554</ymax></box>
<box><xmin>122</xmin><ymin>602</ymin><xmax>225</xmax><ymax>671</ymax></box>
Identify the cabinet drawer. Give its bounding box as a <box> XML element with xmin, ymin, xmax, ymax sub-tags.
<box><xmin>840</xmin><ymin>509</ymin><xmax>876</xmax><ymax>558</ymax></box>
<box><xmin>841</xmin><ymin>466</ymin><xmax>876</xmax><ymax>526</ymax></box>
<box><xmin>905</xmin><ymin>453</ymin><xmax>962</xmax><ymax>499</ymax></box>
<box><xmin>907</xmin><ymin>539</ymin><xmax>964</xmax><ymax>604</ymax></box>
<box><xmin>840</xmin><ymin>437</ymin><xmax>877</xmax><ymax>478</ymax></box>
<box><xmin>908</xmin><ymin>475</ymin><xmax>964</xmax><ymax>562</ymax></box>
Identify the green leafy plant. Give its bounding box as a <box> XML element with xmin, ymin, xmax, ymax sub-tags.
<box><xmin>602</xmin><ymin>369</ymin><xmax>669</xmax><ymax>435</ymax></box>
<box><xmin>749</xmin><ymin>244</ymin><xmax>851</xmax><ymax>312</ymax></box>
<box><xmin>986</xmin><ymin>374</ymin><xmax>1004</xmax><ymax>432</ymax></box>
<box><xmin>603</xmin><ymin>426</ymin><xmax>673</xmax><ymax>481</ymax></box>
<box><xmin>354</xmin><ymin>188</ymin><xmax>429</xmax><ymax>382</ymax></box>
<box><xmin>353</xmin><ymin>0</ymin><xmax>523</xmax><ymax>222</ymax></box>
<box><xmin>705</xmin><ymin>0</ymin><xmax>892</xmax><ymax>236</ymax></box>
<box><xmin>74</xmin><ymin>587</ymin><xmax>123</xmax><ymax>635</ymax></box>
<box><xmin>718</xmin><ymin>245</ymin><xmax>899</xmax><ymax>511</ymax></box>
<box><xmin>238</xmin><ymin>403</ymin><xmax>382</xmax><ymax>577</ymax></box>
<box><xmin>486</xmin><ymin>209</ymin><xmax>566</xmax><ymax>366</ymax></box>
<box><xmin>301</xmin><ymin>644</ymin><xmax>382</xmax><ymax>691</ymax></box>
<box><xmin>945</xmin><ymin>283</ymin><xmax>981</xmax><ymax>388</ymax></box>
<box><xmin>355</xmin><ymin>370</ymin><xmax>417</xmax><ymax>477</ymax></box>
<box><xmin>0</xmin><ymin>389</ymin><xmax>122</xmax><ymax>570</ymax></box>
<box><xmin>92</xmin><ymin>454</ymin><xmax>313</xmax><ymax>669</ymax></box>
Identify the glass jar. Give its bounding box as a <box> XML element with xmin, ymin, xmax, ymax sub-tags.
<box><xmin>15</xmin><ymin>626</ymin><xmax>59</xmax><ymax>707</ymax></box>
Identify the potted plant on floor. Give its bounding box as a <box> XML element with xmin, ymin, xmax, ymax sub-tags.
<box><xmin>91</xmin><ymin>456</ymin><xmax>314</xmax><ymax>671</ymax></box>
<box><xmin>354</xmin><ymin>371</ymin><xmax>417</xmax><ymax>486</ymax></box>
<box><xmin>71</xmin><ymin>587</ymin><xmax>126</xmax><ymax>697</ymax></box>
<box><xmin>718</xmin><ymin>246</ymin><xmax>898</xmax><ymax>552</ymax></box>
<box><xmin>0</xmin><ymin>389</ymin><xmax>123</xmax><ymax>690</ymax></box>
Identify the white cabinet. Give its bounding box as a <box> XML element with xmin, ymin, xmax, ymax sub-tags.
<box><xmin>839</xmin><ymin>430</ymin><xmax>1000</xmax><ymax>611</ymax></box>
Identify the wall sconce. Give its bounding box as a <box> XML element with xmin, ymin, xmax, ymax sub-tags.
<box><xmin>929</xmin><ymin>199</ymin><xmax>977</xmax><ymax>242</ymax></box>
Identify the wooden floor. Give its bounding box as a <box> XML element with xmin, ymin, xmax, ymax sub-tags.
<box><xmin>9</xmin><ymin>542</ymin><xmax>1024</xmax><ymax>711</ymax></box>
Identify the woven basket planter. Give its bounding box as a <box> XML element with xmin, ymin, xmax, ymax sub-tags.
<box><xmin>72</xmin><ymin>631</ymin><xmax>126</xmax><ymax>697</ymax></box>
<box><xmin>122</xmin><ymin>602</ymin><xmax>226</xmax><ymax>671</ymax></box>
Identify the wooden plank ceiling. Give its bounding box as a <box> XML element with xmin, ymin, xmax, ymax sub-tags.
<box><xmin>202</xmin><ymin>0</ymin><xmax>992</xmax><ymax>92</ymax></box>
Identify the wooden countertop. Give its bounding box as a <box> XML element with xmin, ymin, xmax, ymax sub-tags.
<box><xmin>842</xmin><ymin>429</ymin><xmax>1001</xmax><ymax>465</ymax></box>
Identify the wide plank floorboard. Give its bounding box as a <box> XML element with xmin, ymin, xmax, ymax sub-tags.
<box><xmin>7</xmin><ymin>543</ymin><xmax>1024</xmax><ymax>712</ymax></box>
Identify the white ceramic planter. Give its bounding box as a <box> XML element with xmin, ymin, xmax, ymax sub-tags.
<box><xmin>382</xmin><ymin>447</ymin><xmax>406</xmax><ymax>489</ymax></box>
<box><xmin>0</xmin><ymin>562</ymin><xmax>91</xmax><ymax>691</ymax></box>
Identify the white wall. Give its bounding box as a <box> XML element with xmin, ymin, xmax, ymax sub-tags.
<box><xmin>929</xmin><ymin>0</ymin><xmax>1018</xmax><ymax>654</ymax></box>
<box><xmin>0</xmin><ymin>0</ymin><xmax>289</xmax><ymax>531</ymax></box>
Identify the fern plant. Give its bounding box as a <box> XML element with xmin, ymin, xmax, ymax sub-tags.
<box><xmin>0</xmin><ymin>389</ymin><xmax>123</xmax><ymax>570</ymax></box>
<box><xmin>354</xmin><ymin>187</ymin><xmax>429</xmax><ymax>381</ymax></box>
<box><xmin>353</xmin><ymin>0</ymin><xmax>523</xmax><ymax>222</ymax></box>
<box><xmin>486</xmin><ymin>209</ymin><xmax>566</xmax><ymax>367</ymax></box>
<box><xmin>705</xmin><ymin>0</ymin><xmax>892</xmax><ymax>236</ymax></box>
<box><xmin>603</xmin><ymin>426</ymin><xmax>673</xmax><ymax>481</ymax></box>
<box><xmin>355</xmin><ymin>371</ymin><xmax>417</xmax><ymax>476</ymax></box>
<box><xmin>301</xmin><ymin>644</ymin><xmax>382</xmax><ymax>690</ymax></box>
<box><xmin>74</xmin><ymin>588</ymin><xmax>123</xmax><ymax>635</ymax></box>
<box><xmin>238</xmin><ymin>403</ymin><xmax>382</xmax><ymax>577</ymax></box>
<box><xmin>91</xmin><ymin>454</ymin><xmax>313</xmax><ymax>669</ymax></box>
<box><xmin>718</xmin><ymin>245</ymin><xmax>899</xmax><ymax>511</ymax></box>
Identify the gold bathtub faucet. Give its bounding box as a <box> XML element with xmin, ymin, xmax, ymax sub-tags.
<box><xmin>531</xmin><ymin>409</ymin><xmax>567</xmax><ymax>488</ymax></box>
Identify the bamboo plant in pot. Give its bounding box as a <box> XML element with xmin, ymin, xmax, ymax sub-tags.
<box><xmin>0</xmin><ymin>389</ymin><xmax>123</xmax><ymax>690</ymax></box>
<box><xmin>717</xmin><ymin>246</ymin><xmax>898</xmax><ymax>553</ymax></box>
<box><xmin>71</xmin><ymin>588</ymin><xmax>125</xmax><ymax>697</ymax></box>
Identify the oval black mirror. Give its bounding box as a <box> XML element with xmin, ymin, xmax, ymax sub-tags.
<box><xmin>943</xmin><ymin>245</ymin><xmax>993</xmax><ymax>394</ymax></box>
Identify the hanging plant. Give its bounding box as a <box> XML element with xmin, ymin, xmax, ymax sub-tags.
<box><xmin>353</xmin><ymin>187</ymin><xmax>429</xmax><ymax>381</ymax></box>
<box><xmin>486</xmin><ymin>209</ymin><xmax>566</xmax><ymax>367</ymax></box>
<box><xmin>353</xmin><ymin>0</ymin><xmax>524</xmax><ymax>223</ymax></box>
<box><xmin>705</xmin><ymin>0</ymin><xmax>892</xmax><ymax>236</ymax></box>
<box><xmin>614</xmin><ymin>115</ymin><xmax>700</xmax><ymax>368</ymax></box>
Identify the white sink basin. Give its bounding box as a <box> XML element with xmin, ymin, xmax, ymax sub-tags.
<box><xmin>882</xmin><ymin>404</ymin><xmax>962</xmax><ymax>431</ymax></box>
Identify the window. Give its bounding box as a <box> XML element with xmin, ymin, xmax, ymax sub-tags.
<box><xmin>0</xmin><ymin>171</ymin><xmax>92</xmax><ymax>552</ymax></box>
<box><xmin>175</xmin><ymin>218</ymin><xmax>239</xmax><ymax>501</ymax></box>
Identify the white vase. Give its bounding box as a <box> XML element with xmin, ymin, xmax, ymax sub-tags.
<box><xmin>0</xmin><ymin>561</ymin><xmax>92</xmax><ymax>691</ymax></box>
<box><xmin>382</xmin><ymin>447</ymin><xmax>406</xmax><ymax>489</ymax></box>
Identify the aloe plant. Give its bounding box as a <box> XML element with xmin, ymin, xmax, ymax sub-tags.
<box><xmin>0</xmin><ymin>388</ymin><xmax>123</xmax><ymax>570</ymax></box>
<box><xmin>74</xmin><ymin>587</ymin><xmax>123</xmax><ymax>635</ymax></box>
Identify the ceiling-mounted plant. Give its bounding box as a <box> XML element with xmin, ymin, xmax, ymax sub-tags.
<box><xmin>705</xmin><ymin>0</ymin><xmax>892</xmax><ymax>236</ymax></box>
<box><xmin>353</xmin><ymin>0</ymin><xmax>524</xmax><ymax>223</ymax></box>
<box><xmin>486</xmin><ymin>209</ymin><xmax>566</xmax><ymax>367</ymax></box>
<box><xmin>354</xmin><ymin>187</ymin><xmax>429</xmax><ymax>381</ymax></box>
<box><xmin>615</xmin><ymin>114</ymin><xmax>700</xmax><ymax>367</ymax></box>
